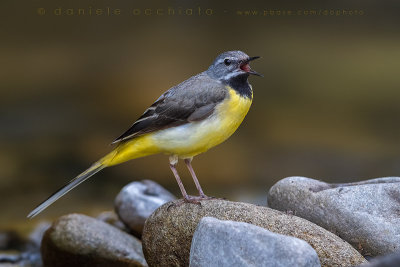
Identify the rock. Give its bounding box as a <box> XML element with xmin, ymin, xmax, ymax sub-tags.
<box><xmin>28</xmin><ymin>221</ymin><xmax>51</xmax><ymax>248</ymax></box>
<box><xmin>0</xmin><ymin>226</ymin><xmax>44</xmax><ymax>267</ymax></box>
<box><xmin>0</xmin><ymin>250</ymin><xmax>41</xmax><ymax>267</ymax></box>
<box><xmin>268</xmin><ymin>176</ymin><xmax>400</xmax><ymax>257</ymax></box>
<box><xmin>97</xmin><ymin>210</ymin><xmax>130</xmax><ymax>233</ymax></box>
<box><xmin>0</xmin><ymin>252</ymin><xmax>21</xmax><ymax>264</ymax></box>
<box><xmin>142</xmin><ymin>199</ymin><xmax>366</xmax><ymax>267</ymax></box>
<box><xmin>0</xmin><ymin>250</ymin><xmax>42</xmax><ymax>267</ymax></box>
<box><xmin>0</xmin><ymin>230</ymin><xmax>24</xmax><ymax>250</ymax></box>
<box><xmin>20</xmin><ymin>251</ymin><xmax>42</xmax><ymax>267</ymax></box>
<box><xmin>190</xmin><ymin>217</ymin><xmax>321</xmax><ymax>267</ymax></box>
<box><xmin>358</xmin><ymin>253</ymin><xmax>400</xmax><ymax>267</ymax></box>
<box><xmin>23</xmin><ymin>221</ymin><xmax>51</xmax><ymax>266</ymax></box>
<box><xmin>41</xmin><ymin>213</ymin><xmax>147</xmax><ymax>267</ymax></box>
<box><xmin>115</xmin><ymin>180</ymin><xmax>176</xmax><ymax>236</ymax></box>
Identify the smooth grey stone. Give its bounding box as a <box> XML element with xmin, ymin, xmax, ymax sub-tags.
<box><xmin>268</xmin><ymin>176</ymin><xmax>400</xmax><ymax>257</ymax></box>
<box><xmin>142</xmin><ymin>199</ymin><xmax>366</xmax><ymax>267</ymax></box>
<box><xmin>0</xmin><ymin>252</ymin><xmax>21</xmax><ymax>263</ymax></box>
<box><xmin>96</xmin><ymin>210</ymin><xmax>130</xmax><ymax>233</ymax></box>
<box><xmin>0</xmin><ymin>225</ymin><xmax>45</xmax><ymax>267</ymax></box>
<box><xmin>115</xmin><ymin>180</ymin><xmax>176</xmax><ymax>235</ymax></box>
<box><xmin>358</xmin><ymin>253</ymin><xmax>400</xmax><ymax>267</ymax></box>
<box><xmin>41</xmin><ymin>213</ymin><xmax>147</xmax><ymax>267</ymax></box>
<box><xmin>28</xmin><ymin>221</ymin><xmax>51</xmax><ymax>248</ymax></box>
<box><xmin>0</xmin><ymin>250</ymin><xmax>42</xmax><ymax>267</ymax></box>
<box><xmin>190</xmin><ymin>217</ymin><xmax>320</xmax><ymax>267</ymax></box>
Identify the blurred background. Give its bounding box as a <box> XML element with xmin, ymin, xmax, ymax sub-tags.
<box><xmin>1</xmin><ymin>0</ymin><xmax>400</xmax><ymax>228</ymax></box>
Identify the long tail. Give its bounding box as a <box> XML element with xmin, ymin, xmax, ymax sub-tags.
<box><xmin>27</xmin><ymin>162</ymin><xmax>105</xmax><ymax>219</ymax></box>
<box><xmin>27</xmin><ymin>135</ymin><xmax>160</xmax><ymax>219</ymax></box>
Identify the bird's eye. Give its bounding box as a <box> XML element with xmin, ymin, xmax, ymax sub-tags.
<box><xmin>224</xmin><ymin>58</ymin><xmax>231</xmax><ymax>66</ymax></box>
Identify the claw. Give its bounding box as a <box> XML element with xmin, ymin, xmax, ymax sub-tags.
<box><xmin>167</xmin><ymin>195</ymin><xmax>218</xmax><ymax>210</ymax></box>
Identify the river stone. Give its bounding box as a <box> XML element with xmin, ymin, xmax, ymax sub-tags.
<box><xmin>97</xmin><ymin>210</ymin><xmax>130</xmax><ymax>233</ymax></box>
<box><xmin>268</xmin><ymin>176</ymin><xmax>400</xmax><ymax>256</ymax></box>
<box><xmin>190</xmin><ymin>217</ymin><xmax>321</xmax><ymax>267</ymax></box>
<box><xmin>142</xmin><ymin>199</ymin><xmax>366</xmax><ymax>267</ymax></box>
<box><xmin>0</xmin><ymin>231</ymin><xmax>24</xmax><ymax>250</ymax></box>
<box><xmin>41</xmin><ymin>213</ymin><xmax>147</xmax><ymax>267</ymax></box>
<box><xmin>28</xmin><ymin>221</ymin><xmax>51</xmax><ymax>248</ymax></box>
<box><xmin>115</xmin><ymin>180</ymin><xmax>176</xmax><ymax>236</ymax></box>
<box><xmin>358</xmin><ymin>252</ymin><xmax>400</xmax><ymax>267</ymax></box>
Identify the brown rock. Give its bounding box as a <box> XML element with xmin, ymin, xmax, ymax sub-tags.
<box><xmin>142</xmin><ymin>199</ymin><xmax>366</xmax><ymax>267</ymax></box>
<box><xmin>41</xmin><ymin>213</ymin><xmax>147</xmax><ymax>267</ymax></box>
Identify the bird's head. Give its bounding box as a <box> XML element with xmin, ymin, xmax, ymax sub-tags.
<box><xmin>207</xmin><ymin>50</ymin><xmax>261</xmax><ymax>82</ymax></box>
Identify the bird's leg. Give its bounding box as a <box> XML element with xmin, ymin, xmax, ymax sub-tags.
<box><xmin>169</xmin><ymin>156</ymin><xmax>188</xmax><ymax>199</ymax></box>
<box><xmin>184</xmin><ymin>158</ymin><xmax>208</xmax><ymax>199</ymax></box>
<box><xmin>168</xmin><ymin>156</ymin><xmax>213</xmax><ymax>209</ymax></box>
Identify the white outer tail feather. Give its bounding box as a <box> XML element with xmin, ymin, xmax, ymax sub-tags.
<box><xmin>27</xmin><ymin>162</ymin><xmax>105</xmax><ymax>219</ymax></box>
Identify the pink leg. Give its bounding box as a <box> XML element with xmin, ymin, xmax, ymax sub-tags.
<box><xmin>169</xmin><ymin>156</ymin><xmax>188</xmax><ymax>199</ymax></box>
<box><xmin>168</xmin><ymin>156</ymin><xmax>214</xmax><ymax>207</ymax></box>
<box><xmin>184</xmin><ymin>158</ymin><xmax>207</xmax><ymax>198</ymax></box>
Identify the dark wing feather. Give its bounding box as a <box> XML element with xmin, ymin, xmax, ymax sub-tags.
<box><xmin>187</xmin><ymin>103</ymin><xmax>217</xmax><ymax>122</ymax></box>
<box><xmin>112</xmin><ymin>72</ymin><xmax>227</xmax><ymax>144</ymax></box>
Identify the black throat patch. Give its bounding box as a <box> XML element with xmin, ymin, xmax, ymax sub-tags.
<box><xmin>224</xmin><ymin>74</ymin><xmax>253</xmax><ymax>99</ymax></box>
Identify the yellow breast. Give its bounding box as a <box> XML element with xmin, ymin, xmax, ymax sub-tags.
<box><xmin>102</xmin><ymin>86</ymin><xmax>253</xmax><ymax>166</ymax></box>
<box><xmin>151</xmin><ymin>86</ymin><xmax>253</xmax><ymax>158</ymax></box>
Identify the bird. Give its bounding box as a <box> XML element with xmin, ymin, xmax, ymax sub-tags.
<box><xmin>27</xmin><ymin>50</ymin><xmax>261</xmax><ymax>218</ymax></box>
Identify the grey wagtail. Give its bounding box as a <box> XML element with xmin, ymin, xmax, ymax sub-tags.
<box><xmin>28</xmin><ymin>50</ymin><xmax>261</xmax><ymax>218</ymax></box>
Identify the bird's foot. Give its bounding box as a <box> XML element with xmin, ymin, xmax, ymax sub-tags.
<box><xmin>184</xmin><ymin>194</ymin><xmax>216</xmax><ymax>203</ymax></box>
<box><xmin>167</xmin><ymin>195</ymin><xmax>217</xmax><ymax>210</ymax></box>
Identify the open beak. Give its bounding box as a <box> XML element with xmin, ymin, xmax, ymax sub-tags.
<box><xmin>241</xmin><ymin>56</ymin><xmax>263</xmax><ymax>77</ymax></box>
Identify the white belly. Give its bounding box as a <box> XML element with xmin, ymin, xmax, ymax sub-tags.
<box><xmin>150</xmin><ymin>87</ymin><xmax>252</xmax><ymax>158</ymax></box>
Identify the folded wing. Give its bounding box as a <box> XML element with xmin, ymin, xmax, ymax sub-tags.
<box><xmin>112</xmin><ymin>72</ymin><xmax>227</xmax><ymax>144</ymax></box>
